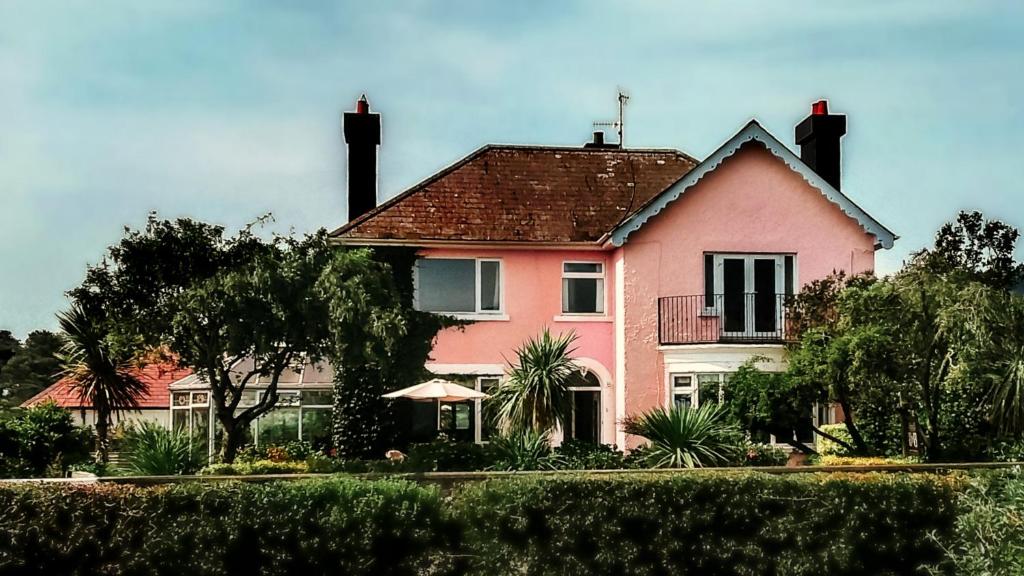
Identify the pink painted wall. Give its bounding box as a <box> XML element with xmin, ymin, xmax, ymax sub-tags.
<box><xmin>620</xmin><ymin>142</ymin><xmax>878</xmax><ymax>439</ymax></box>
<box><xmin>423</xmin><ymin>247</ymin><xmax>615</xmax><ymax>378</ymax></box>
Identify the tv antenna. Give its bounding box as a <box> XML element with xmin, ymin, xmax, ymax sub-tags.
<box><xmin>593</xmin><ymin>89</ymin><xmax>629</xmax><ymax>148</ymax></box>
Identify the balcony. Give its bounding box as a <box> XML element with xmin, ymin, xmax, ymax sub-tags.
<box><xmin>657</xmin><ymin>293</ymin><xmax>795</xmax><ymax>345</ymax></box>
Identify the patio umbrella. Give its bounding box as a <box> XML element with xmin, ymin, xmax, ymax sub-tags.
<box><xmin>382</xmin><ymin>378</ymin><xmax>489</xmax><ymax>402</ymax></box>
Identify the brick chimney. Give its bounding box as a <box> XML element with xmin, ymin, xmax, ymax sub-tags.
<box><xmin>343</xmin><ymin>94</ymin><xmax>381</xmax><ymax>222</ymax></box>
<box><xmin>795</xmin><ymin>99</ymin><xmax>846</xmax><ymax>191</ymax></box>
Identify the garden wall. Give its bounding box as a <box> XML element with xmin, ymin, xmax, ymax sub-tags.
<box><xmin>0</xmin><ymin>472</ymin><xmax>961</xmax><ymax>576</ymax></box>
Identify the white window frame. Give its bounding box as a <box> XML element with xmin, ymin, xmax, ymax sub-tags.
<box><xmin>669</xmin><ymin>374</ymin><xmax>695</xmax><ymax>409</ymax></box>
<box><xmin>561</xmin><ymin>261</ymin><xmax>606</xmax><ymax>315</ymax></box>
<box><xmin>413</xmin><ymin>257</ymin><xmax>507</xmax><ymax>320</ymax></box>
<box><xmin>252</xmin><ymin>388</ymin><xmax>333</xmax><ymax>447</ymax></box>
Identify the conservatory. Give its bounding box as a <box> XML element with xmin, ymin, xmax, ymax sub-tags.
<box><xmin>168</xmin><ymin>359</ymin><xmax>335</xmax><ymax>457</ymax></box>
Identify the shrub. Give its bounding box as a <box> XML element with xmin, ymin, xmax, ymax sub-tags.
<box><xmin>817</xmin><ymin>454</ymin><xmax>921</xmax><ymax>466</ymax></box>
<box><xmin>0</xmin><ymin>402</ymin><xmax>92</xmax><ymax>478</ymax></box>
<box><xmin>622</xmin><ymin>403</ymin><xmax>744</xmax><ymax>468</ymax></box>
<box><xmin>935</xmin><ymin>468</ymin><xmax>1024</xmax><ymax>575</ymax></box>
<box><xmin>198</xmin><ymin>459</ymin><xmax>310</xmax><ymax>476</ymax></box>
<box><xmin>817</xmin><ymin>423</ymin><xmax>855</xmax><ymax>456</ymax></box>
<box><xmin>121</xmin><ymin>422</ymin><xmax>204</xmax><ymax>476</ymax></box>
<box><xmin>488</xmin><ymin>429</ymin><xmax>557</xmax><ymax>471</ymax></box>
<box><xmin>990</xmin><ymin>439</ymin><xmax>1024</xmax><ymax>462</ymax></box>
<box><xmin>399</xmin><ymin>438</ymin><xmax>494</xmax><ymax>472</ymax></box>
<box><xmin>553</xmin><ymin>440</ymin><xmax>628</xmax><ymax>470</ymax></box>
<box><xmin>453</xmin><ymin>471</ymin><xmax>960</xmax><ymax>575</ymax></box>
<box><xmin>738</xmin><ymin>442</ymin><xmax>788</xmax><ymax>466</ymax></box>
<box><xmin>0</xmin><ymin>477</ymin><xmax>451</xmax><ymax>576</ymax></box>
<box><xmin>235</xmin><ymin>440</ymin><xmax>317</xmax><ymax>464</ymax></box>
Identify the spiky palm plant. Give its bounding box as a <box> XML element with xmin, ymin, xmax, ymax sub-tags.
<box><xmin>121</xmin><ymin>421</ymin><xmax>203</xmax><ymax>476</ymax></box>
<box><xmin>488</xmin><ymin>429</ymin><xmax>558</xmax><ymax>471</ymax></box>
<box><xmin>623</xmin><ymin>403</ymin><xmax>744</xmax><ymax>468</ymax></box>
<box><xmin>490</xmin><ymin>329</ymin><xmax>578</xmax><ymax>434</ymax></box>
<box><xmin>57</xmin><ymin>304</ymin><xmax>147</xmax><ymax>464</ymax></box>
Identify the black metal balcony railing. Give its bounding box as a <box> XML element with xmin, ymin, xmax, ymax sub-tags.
<box><xmin>658</xmin><ymin>293</ymin><xmax>795</xmax><ymax>345</ymax></box>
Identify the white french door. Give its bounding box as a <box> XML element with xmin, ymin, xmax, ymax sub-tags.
<box><xmin>711</xmin><ymin>254</ymin><xmax>786</xmax><ymax>338</ymax></box>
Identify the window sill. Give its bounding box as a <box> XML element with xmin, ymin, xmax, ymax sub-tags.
<box><xmin>553</xmin><ymin>314</ymin><xmax>612</xmax><ymax>323</ymax></box>
<box><xmin>442</xmin><ymin>312</ymin><xmax>510</xmax><ymax>321</ymax></box>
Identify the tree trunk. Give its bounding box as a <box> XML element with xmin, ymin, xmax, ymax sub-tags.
<box><xmin>218</xmin><ymin>419</ymin><xmax>247</xmax><ymax>464</ymax></box>
<box><xmin>95</xmin><ymin>418</ymin><xmax>109</xmax><ymax>464</ymax></box>
<box><xmin>833</xmin><ymin>384</ymin><xmax>869</xmax><ymax>454</ymax></box>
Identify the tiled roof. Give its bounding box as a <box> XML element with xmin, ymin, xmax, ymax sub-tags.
<box><xmin>21</xmin><ymin>363</ymin><xmax>193</xmax><ymax>410</ymax></box>
<box><xmin>332</xmin><ymin>145</ymin><xmax>697</xmax><ymax>244</ymax></box>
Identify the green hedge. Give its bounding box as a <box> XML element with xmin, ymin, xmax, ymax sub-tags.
<box><xmin>453</xmin><ymin>472</ymin><xmax>960</xmax><ymax>576</ymax></box>
<box><xmin>0</xmin><ymin>471</ymin><xmax>962</xmax><ymax>575</ymax></box>
<box><xmin>0</xmin><ymin>477</ymin><xmax>452</xmax><ymax>576</ymax></box>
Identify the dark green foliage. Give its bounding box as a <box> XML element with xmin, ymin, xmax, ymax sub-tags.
<box><xmin>737</xmin><ymin>442</ymin><xmax>789</xmax><ymax>466</ymax></box>
<box><xmin>553</xmin><ymin>440</ymin><xmax>629</xmax><ymax>470</ymax></box>
<box><xmin>488</xmin><ymin>429</ymin><xmax>557</xmax><ymax>471</ymax></box>
<box><xmin>400</xmin><ymin>438</ymin><xmax>494</xmax><ymax>472</ymax></box>
<box><xmin>320</xmin><ymin>247</ymin><xmax>454</xmax><ymax>459</ymax></box>
<box><xmin>724</xmin><ymin>358</ymin><xmax>823</xmax><ymax>454</ymax></box>
<box><xmin>0</xmin><ymin>330</ymin><xmax>62</xmax><ymax>418</ymax></box>
<box><xmin>924</xmin><ymin>210</ymin><xmax>1024</xmax><ymax>289</ymax></box>
<box><xmin>121</xmin><ymin>421</ymin><xmax>204</xmax><ymax>476</ymax></box>
<box><xmin>0</xmin><ymin>477</ymin><xmax>452</xmax><ymax>576</ymax></box>
<box><xmin>0</xmin><ymin>402</ymin><xmax>91</xmax><ymax>478</ymax></box>
<box><xmin>0</xmin><ymin>471</ymin><xmax>965</xmax><ymax>575</ymax></box>
<box><xmin>935</xmin><ymin>469</ymin><xmax>1024</xmax><ymax>575</ymax></box>
<box><xmin>454</xmin><ymin>472</ymin><xmax>960</xmax><ymax>576</ymax></box>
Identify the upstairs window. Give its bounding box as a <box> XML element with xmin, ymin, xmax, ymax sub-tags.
<box><xmin>415</xmin><ymin>258</ymin><xmax>502</xmax><ymax>315</ymax></box>
<box><xmin>562</xmin><ymin>262</ymin><xmax>605</xmax><ymax>314</ymax></box>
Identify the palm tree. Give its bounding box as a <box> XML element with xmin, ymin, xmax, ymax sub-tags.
<box><xmin>490</xmin><ymin>329</ymin><xmax>578</xmax><ymax>433</ymax></box>
<box><xmin>57</xmin><ymin>304</ymin><xmax>147</xmax><ymax>464</ymax></box>
<box><xmin>623</xmin><ymin>403</ymin><xmax>744</xmax><ymax>468</ymax></box>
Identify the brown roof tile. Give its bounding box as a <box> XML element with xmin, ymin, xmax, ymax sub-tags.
<box><xmin>332</xmin><ymin>145</ymin><xmax>697</xmax><ymax>244</ymax></box>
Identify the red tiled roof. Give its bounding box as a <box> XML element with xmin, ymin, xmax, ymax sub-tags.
<box><xmin>21</xmin><ymin>363</ymin><xmax>192</xmax><ymax>410</ymax></box>
<box><xmin>332</xmin><ymin>145</ymin><xmax>698</xmax><ymax>244</ymax></box>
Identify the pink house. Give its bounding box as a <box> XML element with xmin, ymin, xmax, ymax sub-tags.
<box><xmin>333</xmin><ymin>98</ymin><xmax>895</xmax><ymax>448</ymax></box>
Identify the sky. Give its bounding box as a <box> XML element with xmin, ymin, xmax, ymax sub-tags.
<box><xmin>2</xmin><ymin>1</ymin><xmax>1023</xmax><ymax>338</ymax></box>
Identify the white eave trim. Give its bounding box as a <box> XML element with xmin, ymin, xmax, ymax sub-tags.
<box><xmin>608</xmin><ymin>120</ymin><xmax>896</xmax><ymax>250</ymax></box>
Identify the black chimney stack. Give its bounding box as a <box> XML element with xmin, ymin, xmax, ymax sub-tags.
<box><xmin>343</xmin><ymin>94</ymin><xmax>381</xmax><ymax>222</ymax></box>
<box><xmin>795</xmin><ymin>100</ymin><xmax>846</xmax><ymax>190</ymax></box>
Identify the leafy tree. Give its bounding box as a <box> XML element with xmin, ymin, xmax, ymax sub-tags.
<box><xmin>319</xmin><ymin>248</ymin><xmax>432</xmax><ymax>459</ymax></box>
<box><xmin>0</xmin><ymin>330</ymin><xmax>63</xmax><ymax>417</ymax></box>
<box><xmin>0</xmin><ymin>331</ymin><xmax>17</xmax><ymax>374</ymax></box>
<box><xmin>71</xmin><ymin>215</ymin><xmax>338</xmax><ymax>462</ymax></box>
<box><xmin>70</xmin><ymin>215</ymin><xmax>448</xmax><ymax>462</ymax></box>
<box><xmin>57</xmin><ymin>304</ymin><xmax>147</xmax><ymax>463</ymax></box>
<box><xmin>490</xmin><ymin>329</ymin><xmax>578</xmax><ymax>434</ymax></box>
<box><xmin>724</xmin><ymin>358</ymin><xmax>856</xmax><ymax>455</ymax></box>
<box><xmin>922</xmin><ymin>210</ymin><xmax>1023</xmax><ymax>289</ymax></box>
<box><xmin>0</xmin><ymin>401</ymin><xmax>92</xmax><ymax>478</ymax></box>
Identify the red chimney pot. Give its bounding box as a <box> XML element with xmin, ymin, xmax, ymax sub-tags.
<box><xmin>356</xmin><ymin>95</ymin><xmax>369</xmax><ymax>114</ymax></box>
<box><xmin>811</xmin><ymin>100</ymin><xmax>829</xmax><ymax>116</ymax></box>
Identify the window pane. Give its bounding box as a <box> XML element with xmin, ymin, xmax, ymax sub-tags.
<box><xmin>563</xmin><ymin>278</ymin><xmax>603</xmax><ymax>313</ymax></box>
<box><xmin>191</xmin><ymin>407</ymin><xmax>209</xmax><ymax>445</ymax></box>
<box><xmin>301</xmin><ymin>390</ymin><xmax>333</xmax><ymax>406</ymax></box>
<box><xmin>704</xmin><ymin>254</ymin><xmax>715</xmax><ymax>308</ymax></box>
<box><xmin>173</xmin><ymin>393</ymin><xmax>190</xmax><ymax>408</ymax></box>
<box><xmin>697</xmin><ymin>374</ymin><xmax>721</xmax><ymax>405</ymax></box>
<box><xmin>673</xmin><ymin>375</ymin><xmax>692</xmax><ymax>388</ymax></box>
<box><xmin>257</xmin><ymin>407</ymin><xmax>300</xmax><ymax>446</ymax></box>
<box><xmin>301</xmin><ymin>408</ymin><xmax>331</xmax><ymax>448</ymax></box>
<box><xmin>480</xmin><ymin>261</ymin><xmax>500</xmax><ymax>311</ymax></box>
<box><xmin>479</xmin><ymin>378</ymin><xmax>500</xmax><ymax>441</ymax></box>
<box><xmin>417</xmin><ymin>259</ymin><xmax>476</xmax><ymax>312</ymax></box>
<box><xmin>564</xmin><ymin>262</ymin><xmax>602</xmax><ymax>273</ymax></box>
<box><xmin>172</xmin><ymin>409</ymin><xmax>189</xmax><ymax>432</ymax></box>
<box><xmin>673</xmin><ymin>392</ymin><xmax>693</xmax><ymax>410</ymax></box>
